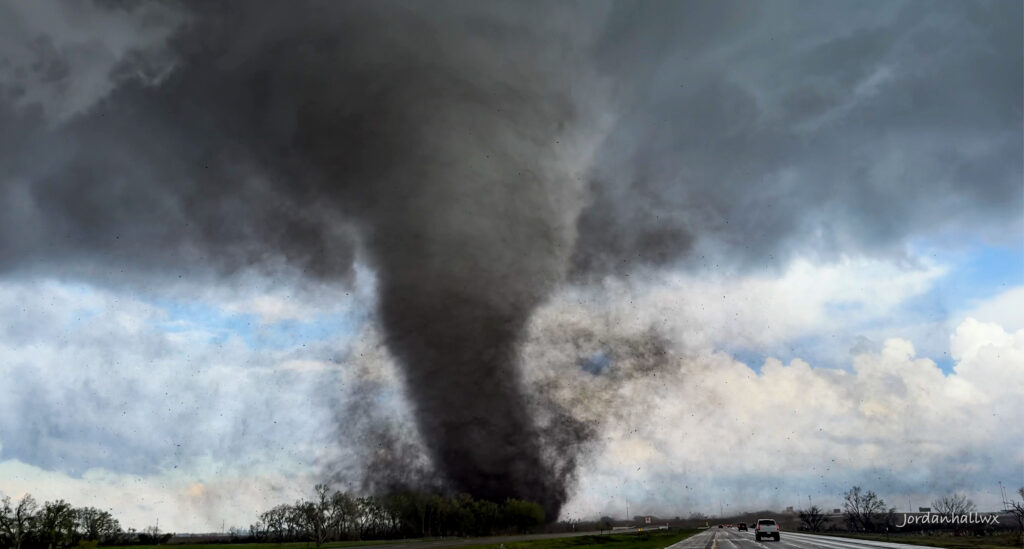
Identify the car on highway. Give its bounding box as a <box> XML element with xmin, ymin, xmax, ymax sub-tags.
<box><xmin>737</xmin><ymin>522</ymin><xmax>747</xmax><ymax>531</ymax></box>
<box><xmin>755</xmin><ymin>518</ymin><xmax>780</xmax><ymax>541</ymax></box>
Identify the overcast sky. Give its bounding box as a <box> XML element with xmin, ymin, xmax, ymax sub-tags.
<box><xmin>0</xmin><ymin>0</ymin><xmax>1021</xmax><ymax>532</ymax></box>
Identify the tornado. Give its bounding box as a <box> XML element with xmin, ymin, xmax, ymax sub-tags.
<box><xmin>0</xmin><ymin>1</ymin><xmax>595</xmax><ymax>519</ymax></box>
<box><xmin>265</xmin><ymin>4</ymin><xmax>589</xmax><ymax>516</ymax></box>
<box><xmin>365</xmin><ymin>120</ymin><xmax>582</xmax><ymax>516</ymax></box>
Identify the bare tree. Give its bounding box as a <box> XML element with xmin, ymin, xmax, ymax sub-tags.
<box><xmin>844</xmin><ymin>486</ymin><xmax>887</xmax><ymax>532</ymax></box>
<box><xmin>39</xmin><ymin>500</ymin><xmax>76</xmax><ymax>549</ymax></box>
<box><xmin>932</xmin><ymin>493</ymin><xmax>976</xmax><ymax>535</ymax></box>
<box><xmin>355</xmin><ymin>497</ymin><xmax>387</xmax><ymax>539</ymax></box>
<box><xmin>310</xmin><ymin>484</ymin><xmax>333</xmax><ymax>547</ymax></box>
<box><xmin>330</xmin><ymin>491</ymin><xmax>358</xmax><ymax>540</ymax></box>
<box><xmin>247</xmin><ymin>516</ymin><xmax>268</xmax><ymax>542</ymax></box>
<box><xmin>259</xmin><ymin>504</ymin><xmax>289</xmax><ymax>542</ymax></box>
<box><xmin>1007</xmin><ymin>488</ymin><xmax>1024</xmax><ymax>538</ymax></box>
<box><xmin>799</xmin><ymin>505</ymin><xmax>830</xmax><ymax>532</ymax></box>
<box><xmin>284</xmin><ymin>504</ymin><xmax>306</xmax><ymax>541</ymax></box>
<box><xmin>140</xmin><ymin>524</ymin><xmax>164</xmax><ymax>544</ymax></box>
<box><xmin>290</xmin><ymin>486</ymin><xmax>333</xmax><ymax>548</ymax></box>
<box><xmin>933</xmin><ymin>493</ymin><xmax>976</xmax><ymax>516</ymax></box>
<box><xmin>0</xmin><ymin>494</ymin><xmax>38</xmax><ymax>549</ymax></box>
<box><xmin>74</xmin><ymin>507</ymin><xmax>121</xmax><ymax>542</ymax></box>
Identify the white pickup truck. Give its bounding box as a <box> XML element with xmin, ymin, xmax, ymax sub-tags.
<box><xmin>754</xmin><ymin>518</ymin><xmax>780</xmax><ymax>541</ymax></box>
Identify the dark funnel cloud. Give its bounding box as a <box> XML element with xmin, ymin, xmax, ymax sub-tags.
<box><xmin>0</xmin><ymin>0</ymin><xmax>600</xmax><ymax>518</ymax></box>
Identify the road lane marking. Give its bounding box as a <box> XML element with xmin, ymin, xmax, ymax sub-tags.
<box><xmin>663</xmin><ymin>528</ymin><xmax>718</xmax><ymax>549</ymax></box>
<box><xmin>777</xmin><ymin>532</ymin><xmax>944</xmax><ymax>549</ymax></box>
<box><xmin>714</xmin><ymin>531</ymin><xmax>757</xmax><ymax>548</ymax></box>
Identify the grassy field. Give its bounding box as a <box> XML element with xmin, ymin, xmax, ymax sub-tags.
<box><xmin>103</xmin><ymin>530</ymin><xmax>700</xmax><ymax>549</ymax></box>
<box><xmin>107</xmin><ymin>541</ymin><xmax>416</xmax><ymax>549</ymax></box>
<box><xmin>459</xmin><ymin>529</ymin><xmax>700</xmax><ymax>549</ymax></box>
<box><xmin>813</xmin><ymin>531</ymin><xmax>1023</xmax><ymax>549</ymax></box>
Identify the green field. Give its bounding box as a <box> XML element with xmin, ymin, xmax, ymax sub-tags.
<box><xmin>106</xmin><ymin>541</ymin><xmax>416</xmax><ymax>549</ymax></box>
<box><xmin>813</xmin><ymin>531</ymin><xmax>1022</xmax><ymax>549</ymax></box>
<box><xmin>105</xmin><ymin>530</ymin><xmax>700</xmax><ymax>549</ymax></box>
<box><xmin>460</xmin><ymin>529</ymin><xmax>699</xmax><ymax>549</ymax></box>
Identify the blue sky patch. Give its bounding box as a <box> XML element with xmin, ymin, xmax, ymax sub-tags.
<box><xmin>152</xmin><ymin>298</ymin><xmax>365</xmax><ymax>351</ymax></box>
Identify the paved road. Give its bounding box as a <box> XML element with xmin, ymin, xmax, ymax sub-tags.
<box><xmin>666</xmin><ymin>528</ymin><xmax>941</xmax><ymax>549</ymax></box>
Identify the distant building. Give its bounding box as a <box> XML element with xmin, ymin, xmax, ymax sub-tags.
<box><xmin>785</xmin><ymin>506</ymin><xmax>794</xmax><ymax>513</ymax></box>
<box><xmin>918</xmin><ymin>507</ymin><xmax>931</xmax><ymax>512</ymax></box>
<box><xmin>833</xmin><ymin>508</ymin><xmax>841</xmax><ymax>514</ymax></box>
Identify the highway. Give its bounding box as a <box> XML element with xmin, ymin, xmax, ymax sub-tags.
<box><xmin>666</xmin><ymin>527</ymin><xmax>942</xmax><ymax>549</ymax></box>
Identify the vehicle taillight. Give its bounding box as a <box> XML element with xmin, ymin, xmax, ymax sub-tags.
<box><xmin>756</xmin><ymin>526</ymin><xmax>760</xmax><ymax>531</ymax></box>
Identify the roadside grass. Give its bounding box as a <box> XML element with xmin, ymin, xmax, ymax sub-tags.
<box><xmin>103</xmin><ymin>529</ymin><xmax>701</xmax><ymax>549</ymax></box>
<box><xmin>104</xmin><ymin>541</ymin><xmax>415</xmax><ymax>549</ymax></box>
<box><xmin>459</xmin><ymin>529</ymin><xmax>700</xmax><ymax>549</ymax></box>
<box><xmin>812</xmin><ymin>531</ymin><xmax>1022</xmax><ymax>549</ymax></box>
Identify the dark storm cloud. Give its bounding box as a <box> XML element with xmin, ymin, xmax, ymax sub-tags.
<box><xmin>0</xmin><ymin>8</ymin><xmax>359</xmax><ymax>284</ymax></box>
<box><xmin>573</xmin><ymin>0</ymin><xmax>1022</xmax><ymax>276</ymax></box>
<box><xmin>2</xmin><ymin>0</ymin><xmax>1020</xmax><ymax>306</ymax></box>
<box><xmin>1</xmin><ymin>0</ymin><xmax>1020</xmax><ymax>520</ymax></box>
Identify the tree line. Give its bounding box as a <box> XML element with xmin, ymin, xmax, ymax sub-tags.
<box><xmin>2</xmin><ymin>485</ymin><xmax>547</xmax><ymax>549</ymax></box>
<box><xmin>248</xmin><ymin>484</ymin><xmax>546</xmax><ymax>545</ymax></box>
<box><xmin>10</xmin><ymin>483</ymin><xmax>1022</xmax><ymax>547</ymax></box>
<box><xmin>0</xmin><ymin>494</ymin><xmax>169</xmax><ymax>549</ymax></box>
<box><xmin>796</xmin><ymin>485</ymin><xmax>1024</xmax><ymax>537</ymax></box>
